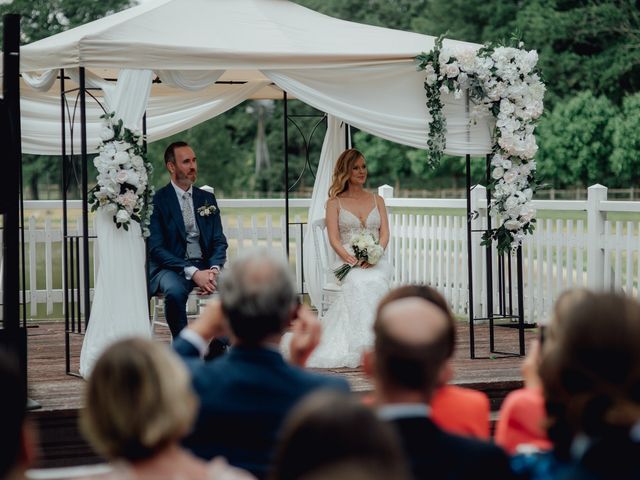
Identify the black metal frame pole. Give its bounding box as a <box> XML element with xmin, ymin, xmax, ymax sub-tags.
<box><xmin>79</xmin><ymin>68</ymin><xmax>91</xmax><ymax>326</ymax></box>
<box><xmin>466</xmin><ymin>153</ymin><xmax>475</xmax><ymax>359</ymax></box>
<box><xmin>60</xmin><ymin>69</ymin><xmax>72</xmax><ymax>372</ymax></box>
<box><xmin>283</xmin><ymin>91</ymin><xmax>290</xmax><ymax>258</ymax></box>
<box><xmin>517</xmin><ymin>246</ymin><xmax>525</xmax><ymax>355</ymax></box>
<box><xmin>485</xmin><ymin>153</ymin><xmax>495</xmax><ymax>352</ymax></box>
<box><xmin>1</xmin><ymin>13</ymin><xmax>23</xmax><ymax>354</ymax></box>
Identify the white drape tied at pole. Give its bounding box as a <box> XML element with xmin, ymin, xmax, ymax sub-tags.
<box><xmin>304</xmin><ymin>115</ymin><xmax>349</xmax><ymax>308</ymax></box>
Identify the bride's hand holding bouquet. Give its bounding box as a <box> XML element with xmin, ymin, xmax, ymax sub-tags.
<box><xmin>334</xmin><ymin>230</ymin><xmax>384</xmax><ymax>281</ymax></box>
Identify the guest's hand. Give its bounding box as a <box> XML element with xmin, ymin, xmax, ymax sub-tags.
<box><xmin>289</xmin><ymin>305</ymin><xmax>322</xmax><ymax>367</ymax></box>
<box><xmin>193</xmin><ymin>269</ymin><xmax>215</xmax><ymax>295</ymax></box>
<box><xmin>188</xmin><ymin>299</ymin><xmax>229</xmax><ymax>341</ymax></box>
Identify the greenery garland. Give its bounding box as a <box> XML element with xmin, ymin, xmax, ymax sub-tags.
<box><xmin>416</xmin><ymin>34</ymin><xmax>545</xmax><ymax>254</ymax></box>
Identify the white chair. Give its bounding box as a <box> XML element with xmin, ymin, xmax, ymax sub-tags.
<box><xmin>310</xmin><ymin>218</ymin><xmax>342</xmax><ymax>317</ymax></box>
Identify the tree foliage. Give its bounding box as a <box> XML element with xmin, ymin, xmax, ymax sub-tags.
<box><xmin>536</xmin><ymin>91</ymin><xmax>617</xmax><ymax>188</ymax></box>
<box><xmin>610</xmin><ymin>92</ymin><xmax>640</xmax><ymax>185</ymax></box>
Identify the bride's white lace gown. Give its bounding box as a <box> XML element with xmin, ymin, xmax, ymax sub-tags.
<box><xmin>305</xmin><ymin>198</ymin><xmax>393</xmax><ymax>368</ymax></box>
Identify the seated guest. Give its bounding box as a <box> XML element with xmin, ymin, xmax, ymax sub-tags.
<box><xmin>371</xmin><ymin>285</ymin><xmax>491</xmax><ymax>439</ymax></box>
<box><xmin>174</xmin><ymin>248</ymin><xmax>350</xmax><ymax>479</ymax></box>
<box><xmin>80</xmin><ymin>338</ymin><xmax>253</xmax><ymax>480</ymax></box>
<box><xmin>364</xmin><ymin>290</ymin><xmax>514</xmax><ymax>479</ymax></box>
<box><xmin>269</xmin><ymin>390</ymin><xmax>410</xmax><ymax>480</ymax></box>
<box><xmin>496</xmin><ymin>290</ymin><xmax>588</xmax><ymax>455</ymax></box>
<box><xmin>514</xmin><ymin>291</ymin><xmax>640</xmax><ymax>479</ymax></box>
<box><xmin>0</xmin><ymin>349</ymin><xmax>37</xmax><ymax>480</ymax></box>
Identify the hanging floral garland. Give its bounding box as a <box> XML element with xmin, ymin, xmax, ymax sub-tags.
<box><xmin>415</xmin><ymin>35</ymin><xmax>545</xmax><ymax>253</ymax></box>
<box><xmin>89</xmin><ymin>112</ymin><xmax>155</xmax><ymax>237</ymax></box>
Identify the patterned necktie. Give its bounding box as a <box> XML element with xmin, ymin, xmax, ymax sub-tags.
<box><xmin>182</xmin><ymin>191</ymin><xmax>195</xmax><ymax>231</ymax></box>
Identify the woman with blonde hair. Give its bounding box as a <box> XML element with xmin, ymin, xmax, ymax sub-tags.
<box><xmin>304</xmin><ymin>148</ymin><xmax>392</xmax><ymax>368</ymax></box>
<box><xmin>80</xmin><ymin>338</ymin><xmax>253</xmax><ymax>480</ymax></box>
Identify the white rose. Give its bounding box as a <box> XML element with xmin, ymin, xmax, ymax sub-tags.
<box><xmin>426</xmin><ymin>73</ymin><xmax>438</xmax><ymax>86</ymax></box>
<box><xmin>115</xmin><ymin>209</ymin><xmax>130</xmax><ymax>224</ymax></box>
<box><xmin>503</xmin><ymin>170</ymin><xmax>519</xmax><ymax>184</ymax></box>
<box><xmin>439</xmin><ymin>84</ymin><xmax>450</xmax><ymax>95</ymax></box>
<box><xmin>100</xmin><ymin>125</ymin><xmax>114</xmax><ymax>142</ymax></box>
<box><xmin>504</xmin><ymin>195</ymin><xmax>520</xmax><ymax>210</ymax></box>
<box><xmin>114</xmin><ymin>151</ymin><xmax>130</xmax><ymax>165</ymax></box>
<box><xmin>367</xmin><ymin>245</ymin><xmax>384</xmax><ymax>265</ymax></box>
<box><xmin>115</xmin><ymin>170</ymin><xmax>129</xmax><ymax>184</ymax></box>
<box><xmin>519</xmin><ymin>204</ymin><xmax>536</xmax><ymax>223</ymax></box>
<box><xmin>492</xmin><ymin>167</ymin><xmax>505</xmax><ymax>180</ymax></box>
<box><xmin>445</xmin><ymin>63</ymin><xmax>460</xmax><ymax>78</ymax></box>
<box><xmin>504</xmin><ymin>219</ymin><xmax>522</xmax><ymax>231</ymax></box>
<box><xmin>438</xmin><ymin>50</ymin><xmax>451</xmax><ymax>65</ymax></box>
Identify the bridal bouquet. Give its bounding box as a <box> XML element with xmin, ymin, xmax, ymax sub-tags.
<box><xmin>334</xmin><ymin>230</ymin><xmax>384</xmax><ymax>281</ymax></box>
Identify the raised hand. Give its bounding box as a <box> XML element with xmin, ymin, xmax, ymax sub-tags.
<box><xmin>288</xmin><ymin>305</ymin><xmax>322</xmax><ymax>367</ymax></box>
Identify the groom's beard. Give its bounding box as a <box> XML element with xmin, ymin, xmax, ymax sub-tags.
<box><xmin>176</xmin><ymin>169</ymin><xmax>197</xmax><ymax>187</ymax></box>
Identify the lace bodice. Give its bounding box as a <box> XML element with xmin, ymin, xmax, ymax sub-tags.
<box><xmin>337</xmin><ymin>195</ymin><xmax>381</xmax><ymax>246</ymax></box>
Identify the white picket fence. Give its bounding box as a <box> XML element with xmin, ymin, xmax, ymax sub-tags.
<box><xmin>14</xmin><ymin>184</ymin><xmax>640</xmax><ymax>324</ymax></box>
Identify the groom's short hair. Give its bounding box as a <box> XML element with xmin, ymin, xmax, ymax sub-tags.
<box><xmin>218</xmin><ymin>249</ymin><xmax>297</xmax><ymax>345</ymax></box>
<box><xmin>164</xmin><ymin>141</ymin><xmax>190</xmax><ymax>166</ymax></box>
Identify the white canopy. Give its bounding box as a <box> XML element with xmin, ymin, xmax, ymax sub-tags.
<box><xmin>14</xmin><ymin>0</ymin><xmax>492</xmax><ymax>156</ymax></box>
<box><xmin>13</xmin><ymin>0</ymin><xmax>495</xmax><ymax>306</ymax></box>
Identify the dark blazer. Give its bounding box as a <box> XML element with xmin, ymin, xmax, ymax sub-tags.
<box><xmin>390</xmin><ymin>416</ymin><xmax>515</xmax><ymax>480</ymax></box>
<box><xmin>148</xmin><ymin>183</ymin><xmax>227</xmax><ymax>293</ymax></box>
<box><xmin>173</xmin><ymin>338</ymin><xmax>351</xmax><ymax>479</ymax></box>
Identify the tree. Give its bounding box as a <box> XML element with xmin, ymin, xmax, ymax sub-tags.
<box><xmin>536</xmin><ymin>91</ymin><xmax>618</xmax><ymax>188</ymax></box>
<box><xmin>610</xmin><ymin>92</ymin><xmax>640</xmax><ymax>185</ymax></box>
<box><xmin>0</xmin><ymin>0</ymin><xmax>133</xmax><ymax>199</ymax></box>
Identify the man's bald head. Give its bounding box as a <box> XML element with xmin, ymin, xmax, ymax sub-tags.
<box><xmin>373</xmin><ymin>297</ymin><xmax>453</xmax><ymax>396</ymax></box>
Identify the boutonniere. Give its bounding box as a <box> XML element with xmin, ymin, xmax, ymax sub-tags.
<box><xmin>197</xmin><ymin>202</ymin><xmax>218</xmax><ymax>217</ymax></box>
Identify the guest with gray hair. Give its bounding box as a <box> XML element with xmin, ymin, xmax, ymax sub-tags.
<box><xmin>173</xmin><ymin>248</ymin><xmax>350</xmax><ymax>479</ymax></box>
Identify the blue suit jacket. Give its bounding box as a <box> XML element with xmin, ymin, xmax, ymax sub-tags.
<box><xmin>173</xmin><ymin>338</ymin><xmax>351</xmax><ymax>478</ymax></box>
<box><xmin>148</xmin><ymin>183</ymin><xmax>228</xmax><ymax>294</ymax></box>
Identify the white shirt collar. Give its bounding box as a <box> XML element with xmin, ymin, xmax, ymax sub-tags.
<box><xmin>377</xmin><ymin>403</ymin><xmax>430</xmax><ymax>420</ymax></box>
<box><xmin>171</xmin><ymin>180</ymin><xmax>193</xmax><ymax>199</ymax></box>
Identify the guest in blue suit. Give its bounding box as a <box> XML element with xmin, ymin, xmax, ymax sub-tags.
<box><xmin>173</xmin><ymin>249</ymin><xmax>351</xmax><ymax>479</ymax></box>
<box><xmin>148</xmin><ymin>141</ymin><xmax>228</xmax><ymax>338</ymax></box>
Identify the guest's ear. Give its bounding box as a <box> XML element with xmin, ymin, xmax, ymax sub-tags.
<box><xmin>362</xmin><ymin>350</ymin><xmax>375</xmax><ymax>378</ymax></box>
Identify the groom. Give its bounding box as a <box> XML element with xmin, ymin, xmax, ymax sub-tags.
<box><xmin>148</xmin><ymin>141</ymin><xmax>228</xmax><ymax>338</ymax></box>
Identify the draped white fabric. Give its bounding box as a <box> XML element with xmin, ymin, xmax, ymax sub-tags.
<box><xmin>19</xmin><ymin>80</ymin><xmax>269</xmax><ymax>155</ymax></box>
<box><xmin>156</xmin><ymin>70</ymin><xmax>225</xmax><ymax>91</ymax></box>
<box><xmin>79</xmin><ymin>208</ymin><xmax>151</xmax><ymax>378</ymax></box>
<box><xmin>265</xmin><ymin>63</ymin><xmax>492</xmax><ymax>156</ymax></box>
<box><xmin>304</xmin><ymin>115</ymin><xmax>350</xmax><ymax>307</ymax></box>
<box><xmin>79</xmin><ymin>69</ymin><xmax>154</xmax><ymax>377</ymax></box>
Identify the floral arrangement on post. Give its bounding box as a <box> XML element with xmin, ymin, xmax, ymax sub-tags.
<box><xmin>89</xmin><ymin>112</ymin><xmax>154</xmax><ymax>236</ymax></box>
<box><xmin>415</xmin><ymin>34</ymin><xmax>545</xmax><ymax>253</ymax></box>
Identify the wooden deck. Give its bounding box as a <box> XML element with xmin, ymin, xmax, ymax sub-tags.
<box><xmin>26</xmin><ymin>320</ymin><xmax>534</xmax><ymax>467</ymax></box>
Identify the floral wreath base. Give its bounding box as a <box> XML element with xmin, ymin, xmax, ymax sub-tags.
<box><xmin>415</xmin><ymin>35</ymin><xmax>545</xmax><ymax>254</ymax></box>
<box><xmin>89</xmin><ymin>112</ymin><xmax>154</xmax><ymax>237</ymax></box>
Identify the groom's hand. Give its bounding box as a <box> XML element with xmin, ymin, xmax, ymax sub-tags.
<box><xmin>193</xmin><ymin>269</ymin><xmax>215</xmax><ymax>294</ymax></box>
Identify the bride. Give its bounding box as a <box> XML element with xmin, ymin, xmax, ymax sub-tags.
<box><xmin>305</xmin><ymin>148</ymin><xmax>393</xmax><ymax>368</ymax></box>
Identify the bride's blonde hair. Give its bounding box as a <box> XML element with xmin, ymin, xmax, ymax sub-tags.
<box><xmin>328</xmin><ymin>149</ymin><xmax>365</xmax><ymax>198</ymax></box>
